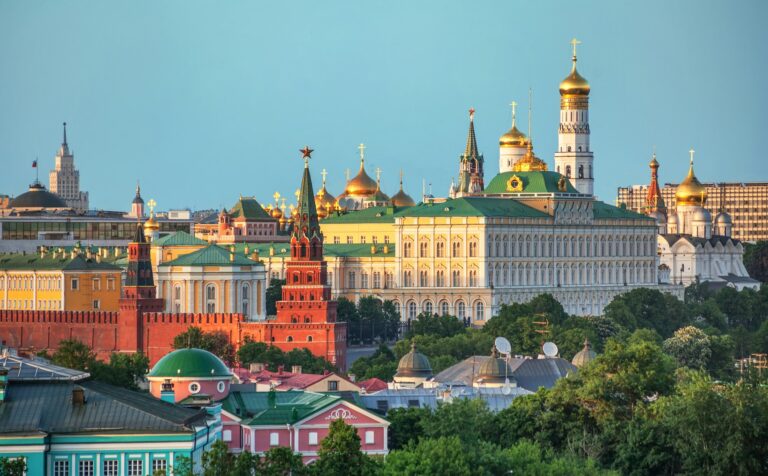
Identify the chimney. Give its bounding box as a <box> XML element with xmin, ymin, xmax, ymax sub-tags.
<box><xmin>278</xmin><ymin>365</ymin><xmax>284</xmax><ymax>375</ymax></box>
<box><xmin>291</xmin><ymin>365</ymin><xmax>302</xmax><ymax>374</ymax></box>
<box><xmin>0</xmin><ymin>367</ymin><xmax>8</xmax><ymax>402</ymax></box>
<box><xmin>72</xmin><ymin>386</ymin><xmax>86</xmax><ymax>405</ymax></box>
<box><xmin>160</xmin><ymin>379</ymin><xmax>176</xmax><ymax>404</ymax></box>
<box><xmin>383</xmin><ymin>245</ymin><xmax>389</xmax><ymax>254</ymax></box>
<box><xmin>230</xmin><ymin>245</ymin><xmax>236</xmax><ymax>262</ymax></box>
<box><xmin>370</xmin><ymin>245</ymin><xmax>376</xmax><ymax>254</ymax></box>
<box><xmin>249</xmin><ymin>362</ymin><xmax>265</xmax><ymax>373</ymax></box>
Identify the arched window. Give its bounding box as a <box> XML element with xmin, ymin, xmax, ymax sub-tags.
<box><xmin>456</xmin><ymin>301</ymin><xmax>466</xmax><ymax>319</ymax></box>
<box><xmin>423</xmin><ymin>301</ymin><xmax>433</xmax><ymax>315</ymax></box>
<box><xmin>436</xmin><ymin>241</ymin><xmax>445</xmax><ymax>257</ymax></box>
<box><xmin>173</xmin><ymin>284</ymin><xmax>182</xmax><ymax>313</ymax></box>
<box><xmin>475</xmin><ymin>301</ymin><xmax>485</xmax><ymax>321</ymax></box>
<box><xmin>436</xmin><ymin>270</ymin><xmax>445</xmax><ymax>287</ymax></box>
<box><xmin>578</xmin><ymin>165</ymin><xmax>584</xmax><ymax>178</ymax></box>
<box><xmin>287</xmin><ymin>336</ymin><xmax>293</xmax><ymax>342</ymax></box>
<box><xmin>407</xmin><ymin>301</ymin><xmax>417</xmax><ymax>320</ymax></box>
<box><xmin>469</xmin><ymin>241</ymin><xmax>478</xmax><ymax>257</ymax></box>
<box><xmin>440</xmin><ymin>301</ymin><xmax>449</xmax><ymax>316</ymax></box>
<box><xmin>452</xmin><ymin>270</ymin><xmax>461</xmax><ymax>287</ymax></box>
<box><xmin>307</xmin><ymin>335</ymin><xmax>313</xmax><ymax>342</ymax></box>
<box><xmin>419</xmin><ymin>240</ymin><xmax>429</xmax><ymax>257</ymax></box>
<box><xmin>373</xmin><ymin>272</ymin><xmax>381</xmax><ymax>288</ymax></box>
<box><xmin>566</xmin><ymin>165</ymin><xmax>572</xmax><ymax>178</ymax></box>
<box><xmin>205</xmin><ymin>284</ymin><xmax>216</xmax><ymax>313</ymax></box>
<box><xmin>403</xmin><ymin>241</ymin><xmax>412</xmax><ymax>258</ymax></box>
<box><xmin>452</xmin><ymin>240</ymin><xmax>462</xmax><ymax>257</ymax></box>
<box><xmin>419</xmin><ymin>270</ymin><xmax>428</xmax><ymax>287</ymax></box>
<box><xmin>469</xmin><ymin>270</ymin><xmax>478</xmax><ymax>287</ymax></box>
<box><xmin>241</xmin><ymin>283</ymin><xmax>250</xmax><ymax>316</ymax></box>
<box><xmin>403</xmin><ymin>271</ymin><xmax>412</xmax><ymax>287</ymax></box>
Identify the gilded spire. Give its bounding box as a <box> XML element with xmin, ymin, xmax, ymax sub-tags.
<box><xmin>675</xmin><ymin>147</ymin><xmax>707</xmax><ymax>206</ymax></box>
<box><xmin>560</xmin><ymin>39</ymin><xmax>590</xmax><ymax>97</ymax></box>
<box><xmin>528</xmin><ymin>89</ymin><xmax>533</xmax><ymax>142</ymax></box>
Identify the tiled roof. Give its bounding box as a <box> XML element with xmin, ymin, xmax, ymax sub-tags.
<box><xmin>229</xmin><ymin>197</ymin><xmax>273</xmax><ymax>221</ymax></box>
<box><xmin>433</xmin><ymin>355</ymin><xmax>576</xmax><ymax>393</ymax></box>
<box><xmin>222</xmin><ymin>389</ymin><xmax>340</xmax><ymax>425</ymax></box>
<box><xmin>484</xmin><ymin>171</ymin><xmax>578</xmax><ymax>194</ymax></box>
<box><xmin>358</xmin><ymin>378</ymin><xmax>388</xmax><ymax>393</ymax></box>
<box><xmin>0</xmin><ymin>380</ymin><xmax>207</xmax><ymax>436</ymax></box>
<box><xmin>399</xmin><ymin>197</ymin><xmax>549</xmax><ymax>219</ymax></box>
<box><xmin>161</xmin><ymin>244</ymin><xmax>260</xmax><ymax>267</ymax></box>
<box><xmin>152</xmin><ymin>231</ymin><xmax>207</xmax><ymax>247</ymax></box>
<box><xmin>0</xmin><ymin>253</ymin><xmax>122</xmax><ymax>271</ymax></box>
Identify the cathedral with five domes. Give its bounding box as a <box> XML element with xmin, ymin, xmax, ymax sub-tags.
<box><xmin>250</xmin><ymin>40</ymin><xmax>686</xmax><ymax>320</ymax></box>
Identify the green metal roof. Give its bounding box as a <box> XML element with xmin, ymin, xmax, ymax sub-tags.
<box><xmin>0</xmin><ymin>253</ymin><xmax>122</xmax><ymax>271</ymax></box>
<box><xmin>484</xmin><ymin>171</ymin><xmax>579</xmax><ymax>195</ymax></box>
<box><xmin>222</xmin><ymin>390</ymin><xmax>341</xmax><ymax>425</ymax></box>
<box><xmin>592</xmin><ymin>201</ymin><xmax>654</xmax><ymax>220</ymax></box>
<box><xmin>152</xmin><ymin>230</ymin><xmax>207</xmax><ymax>247</ymax></box>
<box><xmin>399</xmin><ymin>197</ymin><xmax>549</xmax><ymax>218</ymax></box>
<box><xmin>148</xmin><ymin>348</ymin><xmax>232</xmax><ymax>378</ymax></box>
<box><xmin>321</xmin><ymin>205</ymin><xmax>408</xmax><ymax>224</ymax></box>
<box><xmin>162</xmin><ymin>244</ymin><xmax>260</xmax><ymax>267</ymax></box>
<box><xmin>230</xmin><ymin>197</ymin><xmax>273</xmax><ymax>221</ymax></box>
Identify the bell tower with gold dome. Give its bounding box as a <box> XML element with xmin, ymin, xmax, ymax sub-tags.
<box><xmin>554</xmin><ymin>39</ymin><xmax>593</xmax><ymax>195</ymax></box>
<box><xmin>499</xmin><ymin>101</ymin><xmax>529</xmax><ymax>173</ymax></box>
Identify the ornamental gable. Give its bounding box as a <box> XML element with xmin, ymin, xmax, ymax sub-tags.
<box><xmin>299</xmin><ymin>401</ymin><xmax>383</xmax><ymax>426</ymax></box>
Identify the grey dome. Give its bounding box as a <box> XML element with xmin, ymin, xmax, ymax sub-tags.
<box><xmin>396</xmin><ymin>343</ymin><xmax>432</xmax><ymax>378</ymax></box>
<box><xmin>715</xmin><ymin>212</ymin><xmax>732</xmax><ymax>225</ymax></box>
<box><xmin>9</xmin><ymin>183</ymin><xmax>68</xmax><ymax>209</ymax></box>
<box><xmin>692</xmin><ymin>208</ymin><xmax>711</xmax><ymax>222</ymax></box>
<box><xmin>571</xmin><ymin>338</ymin><xmax>597</xmax><ymax>368</ymax></box>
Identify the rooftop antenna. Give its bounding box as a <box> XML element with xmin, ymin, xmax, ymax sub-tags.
<box><xmin>543</xmin><ymin>341</ymin><xmax>559</xmax><ymax>358</ymax></box>
<box><xmin>495</xmin><ymin>337</ymin><xmax>513</xmax><ymax>395</ymax></box>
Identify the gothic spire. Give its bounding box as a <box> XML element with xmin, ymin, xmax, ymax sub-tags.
<box><xmin>292</xmin><ymin>147</ymin><xmax>321</xmax><ymax>243</ymax></box>
<box><xmin>463</xmin><ymin>108</ymin><xmax>479</xmax><ymax>160</ymax></box>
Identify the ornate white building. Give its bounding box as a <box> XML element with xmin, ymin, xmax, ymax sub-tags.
<box><xmin>250</xmin><ymin>40</ymin><xmax>683</xmax><ymax>321</ymax></box>
<box><xmin>49</xmin><ymin>123</ymin><xmax>89</xmax><ymax>213</ymax></box>
<box><xmin>647</xmin><ymin>152</ymin><xmax>758</xmax><ymax>290</ymax></box>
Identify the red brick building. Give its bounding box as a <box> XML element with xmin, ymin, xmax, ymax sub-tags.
<box><xmin>0</xmin><ymin>151</ymin><xmax>347</xmax><ymax>369</ymax></box>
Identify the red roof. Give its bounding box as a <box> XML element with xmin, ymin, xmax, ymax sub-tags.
<box><xmin>231</xmin><ymin>367</ymin><xmax>360</xmax><ymax>391</ymax></box>
<box><xmin>358</xmin><ymin>378</ymin><xmax>388</xmax><ymax>393</ymax></box>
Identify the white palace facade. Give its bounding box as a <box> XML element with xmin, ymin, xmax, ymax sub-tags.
<box><xmin>246</xmin><ymin>41</ymin><xmax>684</xmax><ymax>322</ymax></box>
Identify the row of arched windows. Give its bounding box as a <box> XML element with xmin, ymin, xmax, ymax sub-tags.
<box><xmin>393</xmin><ymin>299</ymin><xmax>485</xmax><ymax>321</ymax></box>
<box><xmin>486</xmin><ymin>233</ymin><xmax>655</xmax><ymax>258</ymax></box>
<box><xmin>487</xmin><ymin>260</ymin><xmax>656</xmax><ymax>287</ymax></box>
<box><xmin>403</xmin><ymin>238</ymin><xmax>479</xmax><ymax>258</ymax></box>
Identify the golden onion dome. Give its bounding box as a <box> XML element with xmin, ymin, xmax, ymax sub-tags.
<box><xmin>345</xmin><ymin>162</ymin><xmax>377</xmax><ymax>196</ymax></box>
<box><xmin>270</xmin><ymin>207</ymin><xmax>283</xmax><ymax>219</ymax></box>
<box><xmin>675</xmin><ymin>158</ymin><xmax>707</xmax><ymax>206</ymax></box>
<box><xmin>143</xmin><ymin>214</ymin><xmax>159</xmax><ymax>232</ymax></box>
<box><xmin>315</xmin><ymin>186</ymin><xmax>336</xmax><ymax>211</ymax></box>
<box><xmin>512</xmin><ymin>142</ymin><xmax>548</xmax><ymax>172</ymax></box>
<box><xmin>559</xmin><ymin>68</ymin><xmax>590</xmax><ymax>96</ymax></box>
<box><xmin>499</xmin><ymin>123</ymin><xmax>528</xmax><ymax>148</ymax></box>
<box><xmin>391</xmin><ymin>189</ymin><xmax>416</xmax><ymax>207</ymax></box>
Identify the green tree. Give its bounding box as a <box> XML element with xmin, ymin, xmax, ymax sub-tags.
<box><xmin>663</xmin><ymin>326</ymin><xmax>712</xmax><ymax>370</ymax></box>
<box><xmin>237</xmin><ymin>339</ymin><xmax>335</xmax><ymax>373</ymax></box>
<box><xmin>311</xmin><ymin>419</ymin><xmax>377</xmax><ymax>476</ymax></box>
<box><xmin>349</xmin><ymin>344</ymin><xmax>397</xmax><ymax>381</ymax></box>
<box><xmin>407</xmin><ymin>312</ymin><xmax>465</xmax><ymax>338</ymax></box>
<box><xmin>51</xmin><ymin>339</ymin><xmax>96</xmax><ymax>370</ymax></box>
<box><xmin>336</xmin><ymin>297</ymin><xmax>360</xmax><ymax>343</ymax></box>
<box><xmin>386</xmin><ymin>406</ymin><xmax>431</xmax><ymax>450</ymax></box>
<box><xmin>743</xmin><ymin>241</ymin><xmax>768</xmax><ymax>283</ymax></box>
<box><xmin>201</xmin><ymin>440</ymin><xmax>235</xmax><ymax>476</ymax></box>
<box><xmin>90</xmin><ymin>352</ymin><xmax>149</xmax><ymax>390</ymax></box>
<box><xmin>172</xmin><ymin>326</ymin><xmax>235</xmax><ymax>365</ymax></box>
<box><xmin>603</xmin><ymin>288</ymin><xmax>688</xmax><ymax>338</ymax></box>
<box><xmin>266</xmin><ymin>278</ymin><xmax>285</xmax><ymax>315</ymax></box>
<box><xmin>260</xmin><ymin>446</ymin><xmax>307</xmax><ymax>476</ymax></box>
<box><xmin>381</xmin><ymin>436</ymin><xmax>472</xmax><ymax>476</ymax></box>
<box><xmin>0</xmin><ymin>458</ymin><xmax>26</xmax><ymax>476</ymax></box>
<box><xmin>421</xmin><ymin>399</ymin><xmax>496</xmax><ymax>445</ymax></box>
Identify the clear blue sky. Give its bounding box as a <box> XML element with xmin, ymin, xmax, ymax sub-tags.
<box><xmin>1</xmin><ymin>1</ymin><xmax>765</xmax><ymax>211</ymax></box>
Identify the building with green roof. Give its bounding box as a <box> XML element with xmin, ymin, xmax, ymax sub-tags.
<box><xmin>194</xmin><ymin>196</ymin><xmax>283</xmax><ymax>245</ymax></box>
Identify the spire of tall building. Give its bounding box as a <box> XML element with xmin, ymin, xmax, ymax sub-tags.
<box><xmin>49</xmin><ymin>121</ymin><xmax>88</xmax><ymax>212</ymax></box>
<box><xmin>457</xmin><ymin>108</ymin><xmax>484</xmax><ymax>195</ymax></box>
<box><xmin>292</xmin><ymin>147</ymin><xmax>322</xmax><ymax>252</ymax></box>
<box><xmin>464</xmin><ymin>108</ymin><xmax>480</xmax><ymax>160</ymax></box>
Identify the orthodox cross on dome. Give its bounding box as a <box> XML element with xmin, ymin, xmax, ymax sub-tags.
<box><xmin>399</xmin><ymin>169</ymin><xmax>404</xmax><ymax>186</ymax></box>
<box><xmin>570</xmin><ymin>38</ymin><xmax>581</xmax><ymax>60</ymax></box>
<box><xmin>294</xmin><ymin>188</ymin><xmax>300</xmax><ymax>202</ymax></box>
<box><xmin>300</xmin><ymin>146</ymin><xmax>313</xmax><ymax>167</ymax></box>
<box><xmin>375</xmin><ymin>167</ymin><xmax>382</xmax><ymax>183</ymax></box>
<box><xmin>147</xmin><ymin>199</ymin><xmax>157</xmax><ymax>215</ymax></box>
<box><xmin>689</xmin><ymin>148</ymin><xmax>695</xmax><ymax>165</ymax></box>
<box><xmin>273</xmin><ymin>191</ymin><xmax>281</xmax><ymax>206</ymax></box>
<box><xmin>510</xmin><ymin>101</ymin><xmax>518</xmax><ymax>126</ymax></box>
<box><xmin>358</xmin><ymin>143</ymin><xmax>366</xmax><ymax>163</ymax></box>
<box><xmin>321</xmin><ymin>168</ymin><xmax>328</xmax><ymax>186</ymax></box>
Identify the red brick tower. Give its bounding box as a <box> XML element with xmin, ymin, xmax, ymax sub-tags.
<box><xmin>118</xmin><ymin>222</ymin><xmax>164</xmax><ymax>353</ymax></box>
<box><xmin>274</xmin><ymin>147</ymin><xmax>345</xmax><ymax>367</ymax></box>
<box><xmin>645</xmin><ymin>152</ymin><xmax>666</xmax><ymax>216</ymax></box>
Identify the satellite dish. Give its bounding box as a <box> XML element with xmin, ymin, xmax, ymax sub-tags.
<box><xmin>543</xmin><ymin>342</ymin><xmax>559</xmax><ymax>358</ymax></box>
<box><xmin>494</xmin><ymin>337</ymin><xmax>512</xmax><ymax>356</ymax></box>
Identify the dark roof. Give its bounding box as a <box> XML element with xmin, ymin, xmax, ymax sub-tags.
<box><xmin>229</xmin><ymin>197</ymin><xmax>273</xmax><ymax>221</ymax></box>
<box><xmin>660</xmin><ymin>234</ymin><xmax>740</xmax><ymax>247</ymax></box>
<box><xmin>0</xmin><ymin>353</ymin><xmax>89</xmax><ymax>381</ymax></box>
<box><xmin>0</xmin><ymin>253</ymin><xmax>122</xmax><ymax>271</ymax></box>
<box><xmin>0</xmin><ymin>380</ymin><xmax>208</xmax><ymax>436</ymax></box>
<box><xmin>9</xmin><ymin>183</ymin><xmax>68</xmax><ymax>209</ymax></box>
<box><xmin>221</xmin><ymin>389</ymin><xmax>340</xmax><ymax>425</ymax></box>
<box><xmin>433</xmin><ymin>355</ymin><xmax>576</xmax><ymax>393</ymax></box>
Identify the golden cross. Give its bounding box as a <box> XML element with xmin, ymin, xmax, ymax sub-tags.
<box><xmin>510</xmin><ymin>101</ymin><xmax>517</xmax><ymax>125</ymax></box>
<box><xmin>689</xmin><ymin>148</ymin><xmax>695</xmax><ymax>165</ymax></box>
<box><xmin>273</xmin><ymin>191</ymin><xmax>281</xmax><ymax>204</ymax></box>
<box><xmin>321</xmin><ymin>168</ymin><xmax>328</xmax><ymax>185</ymax></box>
<box><xmin>147</xmin><ymin>199</ymin><xmax>157</xmax><ymax>215</ymax></box>
<box><xmin>294</xmin><ymin>189</ymin><xmax>300</xmax><ymax>201</ymax></box>
<box><xmin>280</xmin><ymin>198</ymin><xmax>286</xmax><ymax>211</ymax></box>
<box><xmin>570</xmin><ymin>38</ymin><xmax>581</xmax><ymax>58</ymax></box>
<box><xmin>375</xmin><ymin>167</ymin><xmax>382</xmax><ymax>182</ymax></box>
<box><xmin>399</xmin><ymin>169</ymin><xmax>404</xmax><ymax>185</ymax></box>
<box><xmin>358</xmin><ymin>143</ymin><xmax>366</xmax><ymax>162</ymax></box>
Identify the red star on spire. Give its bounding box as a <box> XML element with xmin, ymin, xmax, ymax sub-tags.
<box><xmin>300</xmin><ymin>146</ymin><xmax>314</xmax><ymax>159</ymax></box>
<box><xmin>469</xmin><ymin>108</ymin><xmax>475</xmax><ymax>121</ymax></box>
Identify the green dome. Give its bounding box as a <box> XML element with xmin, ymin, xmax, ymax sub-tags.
<box><xmin>396</xmin><ymin>343</ymin><xmax>432</xmax><ymax>378</ymax></box>
<box><xmin>148</xmin><ymin>348</ymin><xmax>231</xmax><ymax>378</ymax></box>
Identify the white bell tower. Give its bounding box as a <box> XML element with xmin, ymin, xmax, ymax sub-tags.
<box><xmin>554</xmin><ymin>39</ymin><xmax>593</xmax><ymax>195</ymax></box>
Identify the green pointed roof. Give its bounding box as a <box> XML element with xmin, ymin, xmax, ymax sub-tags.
<box><xmin>152</xmin><ymin>230</ymin><xmax>207</xmax><ymax>247</ymax></box>
<box><xmin>484</xmin><ymin>171</ymin><xmax>579</xmax><ymax>195</ymax></box>
<box><xmin>230</xmin><ymin>197</ymin><xmax>272</xmax><ymax>220</ymax></box>
<box><xmin>293</xmin><ymin>162</ymin><xmax>321</xmax><ymax>242</ymax></box>
<box><xmin>162</xmin><ymin>244</ymin><xmax>259</xmax><ymax>267</ymax></box>
<box><xmin>148</xmin><ymin>348</ymin><xmax>231</xmax><ymax>378</ymax></box>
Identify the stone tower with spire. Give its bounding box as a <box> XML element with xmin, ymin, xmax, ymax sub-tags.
<box><xmin>457</xmin><ymin>109</ymin><xmax>484</xmax><ymax>196</ymax></box>
<box><xmin>272</xmin><ymin>147</ymin><xmax>345</xmax><ymax>368</ymax></box>
<box><xmin>554</xmin><ymin>39</ymin><xmax>594</xmax><ymax>195</ymax></box>
<box><xmin>49</xmin><ymin>122</ymin><xmax>89</xmax><ymax>212</ymax></box>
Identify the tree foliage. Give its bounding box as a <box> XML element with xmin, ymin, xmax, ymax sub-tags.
<box><xmin>744</xmin><ymin>240</ymin><xmax>768</xmax><ymax>283</ymax></box>
<box><xmin>49</xmin><ymin>339</ymin><xmax>148</xmax><ymax>390</ymax></box>
<box><xmin>237</xmin><ymin>339</ymin><xmax>335</xmax><ymax>374</ymax></box>
<box><xmin>172</xmin><ymin>326</ymin><xmax>235</xmax><ymax>365</ymax></box>
<box><xmin>265</xmin><ymin>278</ymin><xmax>285</xmax><ymax>316</ymax></box>
<box><xmin>311</xmin><ymin>419</ymin><xmax>379</xmax><ymax>476</ymax></box>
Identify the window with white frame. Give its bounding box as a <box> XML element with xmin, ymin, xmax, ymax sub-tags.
<box><xmin>92</xmin><ymin>300</ymin><xmax>100</xmax><ymax>310</ymax></box>
<box><xmin>102</xmin><ymin>460</ymin><xmax>119</xmax><ymax>476</ymax></box>
<box><xmin>127</xmin><ymin>460</ymin><xmax>143</xmax><ymax>476</ymax></box>
<box><xmin>223</xmin><ymin>430</ymin><xmax>232</xmax><ymax>442</ymax></box>
<box><xmin>189</xmin><ymin>382</ymin><xmax>201</xmax><ymax>394</ymax></box>
<box><xmin>241</xmin><ymin>283</ymin><xmax>250</xmax><ymax>316</ymax></box>
<box><xmin>270</xmin><ymin>432</ymin><xmax>280</xmax><ymax>446</ymax></box>
<box><xmin>173</xmin><ymin>284</ymin><xmax>182</xmax><ymax>313</ymax></box>
<box><xmin>78</xmin><ymin>459</ymin><xmax>94</xmax><ymax>476</ymax></box>
<box><xmin>206</xmin><ymin>284</ymin><xmax>216</xmax><ymax>313</ymax></box>
<box><xmin>347</xmin><ymin>272</ymin><xmax>356</xmax><ymax>289</ymax></box>
<box><xmin>54</xmin><ymin>460</ymin><xmax>69</xmax><ymax>476</ymax></box>
<box><xmin>361</xmin><ymin>273</ymin><xmax>368</xmax><ymax>289</ymax></box>
<box><xmin>92</xmin><ymin>278</ymin><xmax>101</xmax><ymax>291</ymax></box>
<box><xmin>365</xmin><ymin>431</ymin><xmax>375</xmax><ymax>444</ymax></box>
<box><xmin>373</xmin><ymin>272</ymin><xmax>381</xmax><ymax>288</ymax></box>
<box><xmin>309</xmin><ymin>431</ymin><xmax>318</xmax><ymax>445</ymax></box>
<box><xmin>152</xmin><ymin>459</ymin><xmax>167</xmax><ymax>475</ymax></box>
<box><xmin>71</xmin><ymin>277</ymin><xmax>79</xmax><ymax>290</ymax></box>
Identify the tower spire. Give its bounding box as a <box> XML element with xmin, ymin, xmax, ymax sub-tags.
<box><xmin>510</xmin><ymin>101</ymin><xmax>517</xmax><ymax>127</ymax></box>
<box><xmin>570</xmin><ymin>38</ymin><xmax>581</xmax><ymax>69</ymax></box>
<box><xmin>464</xmin><ymin>108</ymin><xmax>479</xmax><ymax>159</ymax></box>
<box><xmin>62</xmin><ymin>122</ymin><xmax>68</xmax><ymax>146</ymax></box>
